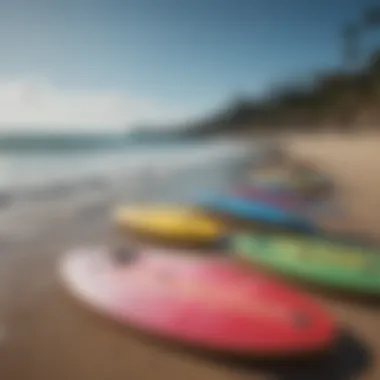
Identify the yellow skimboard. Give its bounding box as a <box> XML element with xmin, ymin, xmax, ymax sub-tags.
<box><xmin>113</xmin><ymin>205</ymin><xmax>225</xmax><ymax>245</ymax></box>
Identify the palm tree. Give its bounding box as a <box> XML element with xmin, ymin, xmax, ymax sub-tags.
<box><xmin>361</xmin><ymin>6</ymin><xmax>380</xmax><ymax>65</ymax></box>
<box><xmin>362</xmin><ymin>6</ymin><xmax>380</xmax><ymax>28</ymax></box>
<box><xmin>342</xmin><ymin>6</ymin><xmax>380</xmax><ymax>70</ymax></box>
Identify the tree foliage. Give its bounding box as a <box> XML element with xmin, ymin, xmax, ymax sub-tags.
<box><xmin>186</xmin><ymin>49</ymin><xmax>380</xmax><ymax>136</ymax></box>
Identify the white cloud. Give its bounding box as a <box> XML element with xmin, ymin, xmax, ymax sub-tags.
<box><xmin>0</xmin><ymin>77</ymin><xmax>194</xmax><ymax>132</ymax></box>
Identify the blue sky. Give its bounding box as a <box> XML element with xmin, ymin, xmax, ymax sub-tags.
<box><xmin>0</xmin><ymin>0</ymin><xmax>378</xmax><ymax>130</ymax></box>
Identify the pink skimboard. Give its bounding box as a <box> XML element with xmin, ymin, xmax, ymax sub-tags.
<box><xmin>59</xmin><ymin>246</ymin><xmax>335</xmax><ymax>357</ymax></box>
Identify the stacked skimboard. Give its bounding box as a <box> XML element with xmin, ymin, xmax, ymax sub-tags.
<box><xmin>59</xmin><ymin>149</ymin><xmax>378</xmax><ymax>360</ymax></box>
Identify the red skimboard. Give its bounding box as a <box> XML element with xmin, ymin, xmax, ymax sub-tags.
<box><xmin>59</xmin><ymin>247</ymin><xmax>335</xmax><ymax>357</ymax></box>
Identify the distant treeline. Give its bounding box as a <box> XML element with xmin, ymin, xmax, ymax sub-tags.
<box><xmin>181</xmin><ymin>50</ymin><xmax>380</xmax><ymax>136</ymax></box>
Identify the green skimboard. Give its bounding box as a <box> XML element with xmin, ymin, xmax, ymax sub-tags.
<box><xmin>232</xmin><ymin>234</ymin><xmax>380</xmax><ymax>295</ymax></box>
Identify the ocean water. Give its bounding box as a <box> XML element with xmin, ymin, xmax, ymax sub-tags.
<box><xmin>0</xmin><ymin>135</ymin><xmax>273</xmax><ymax>235</ymax></box>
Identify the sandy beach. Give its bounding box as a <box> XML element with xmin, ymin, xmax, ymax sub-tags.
<box><xmin>1</xmin><ymin>134</ymin><xmax>380</xmax><ymax>380</ymax></box>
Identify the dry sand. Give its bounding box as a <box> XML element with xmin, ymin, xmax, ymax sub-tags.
<box><xmin>0</xmin><ymin>134</ymin><xmax>380</xmax><ymax>380</ymax></box>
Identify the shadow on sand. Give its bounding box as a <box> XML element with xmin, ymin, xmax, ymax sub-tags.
<box><xmin>198</xmin><ymin>329</ymin><xmax>372</xmax><ymax>380</ymax></box>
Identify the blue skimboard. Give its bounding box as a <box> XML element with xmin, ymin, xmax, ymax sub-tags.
<box><xmin>196</xmin><ymin>194</ymin><xmax>317</xmax><ymax>234</ymax></box>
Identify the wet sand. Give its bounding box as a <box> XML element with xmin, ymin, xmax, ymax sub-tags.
<box><xmin>1</xmin><ymin>134</ymin><xmax>380</xmax><ymax>380</ymax></box>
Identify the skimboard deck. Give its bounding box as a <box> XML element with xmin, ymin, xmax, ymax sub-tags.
<box><xmin>234</xmin><ymin>186</ymin><xmax>306</xmax><ymax>210</ymax></box>
<box><xmin>59</xmin><ymin>247</ymin><xmax>335</xmax><ymax>357</ymax></box>
<box><xmin>113</xmin><ymin>205</ymin><xmax>224</xmax><ymax>244</ymax></box>
<box><xmin>233</xmin><ymin>186</ymin><xmax>340</xmax><ymax>217</ymax></box>
<box><xmin>197</xmin><ymin>195</ymin><xmax>316</xmax><ymax>233</ymax></box>
<box><xmin>233</xmin><ymin>234</ymin><xmax>380</xmax><ymax>295</ymax></box>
